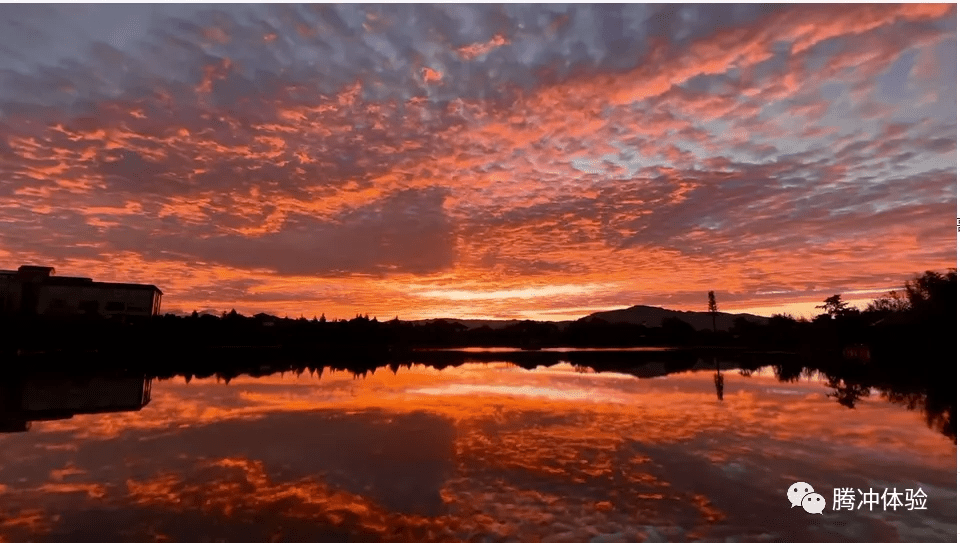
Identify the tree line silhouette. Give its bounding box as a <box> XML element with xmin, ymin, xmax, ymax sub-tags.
<box><xmin>0</xmin><ymin>268</ymin><xmax>953</xmax><ymax>442</ymax></box>
<box><xmin>1</xmin><ymin>269</ymin><xmax>952</xmax><ymax>367</ymax></box>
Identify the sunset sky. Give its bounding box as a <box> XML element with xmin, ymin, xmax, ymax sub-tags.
<box><xmin>0</xmin><ymin>4</ymin><xmax>955</xmax><ymax>321</ymax></box>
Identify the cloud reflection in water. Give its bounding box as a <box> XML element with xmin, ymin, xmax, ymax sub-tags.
<box><xmin>0</xmin><ymin>362</ymin><xmax>954</xmax><ymax>542</ymax></box>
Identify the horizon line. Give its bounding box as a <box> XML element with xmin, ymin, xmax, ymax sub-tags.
<box><xmin>160</xmin><ymin>297</ymin><xmax>884</xmax><ymax>323</ymax></box>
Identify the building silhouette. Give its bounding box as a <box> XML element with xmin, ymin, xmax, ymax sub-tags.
<box><xmin>0</xmin><ymin>265</ymin><xmax>162</xmax><ymax>318</ymax></box>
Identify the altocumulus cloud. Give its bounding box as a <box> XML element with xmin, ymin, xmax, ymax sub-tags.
<box><xmin>0</xmin><ymin>4</ymin><xmax>954</xmax><ymax>319</ymax></box>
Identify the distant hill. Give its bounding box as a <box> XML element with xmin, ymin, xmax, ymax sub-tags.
<box><xmin>409</xmin><ymin>318</ymin><xmax>525</xmax><ymax>330</ymax></box>
<box><xmin>408</xmin><ymin>306</ymin><xmax>767</xmax><ymax>332</ymax></box>
<box><xmin>170</xmin><ymin>309</ymin><xmax>765</xmax><ymax>332</ymax></box>
<box><xmin>582</xmin><ymin>305</ymin><xmax>769</xmax><ymax>331</ymax></box>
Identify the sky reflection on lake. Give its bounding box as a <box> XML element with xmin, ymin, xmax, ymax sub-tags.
<box><xmin>0</xmin><ymin>362</ymin><xmax>954</xmax><ymax>542</ymax></box>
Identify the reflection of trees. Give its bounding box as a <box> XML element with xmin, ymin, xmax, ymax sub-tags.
<box><xmin>711</xmin><ymin>357</ymin><xmax>723</xmax><ymax>401</ymax></box>
<box><xmin>753</xmin><ymin>354</ymin><xmax>954</xmax><ymax>443</ymax></box>
<box><xmin>713</xmin><ymin>372</ymin><xmax>724</xmax><ymax>401</ymax></box>
<box><xmin>817</xmin><ymin>367</ymin><xmax>955</xmax><ymax>443</ymax></box>
<box><xmin>161</xmin><ymin>347</ymin><xmax>953</xmax><ymax>443</ymax></box>
<box><xmin>881</xmin><ymin>390</ymin><xmax>955</xmax><ymax>444</ymax></box>
<box><xmin>14</xmin><ymin>338</ymin><xmax>955</xmax><ymax>443</ymax></box>
<box><xmin>824</xmin><ymin>376</ymin><xmax>871</xmax><ymax>408</ymax></box>
<box><xmin>773</xmin><ymin>364</ymin><xmax>803</xmax><ymax>383</ymax></box>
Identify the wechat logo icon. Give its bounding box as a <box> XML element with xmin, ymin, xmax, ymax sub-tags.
<box><xmin>787</xmin><ymin>482</ymin><xmax>825</xmax><ymax>515</ymax></box>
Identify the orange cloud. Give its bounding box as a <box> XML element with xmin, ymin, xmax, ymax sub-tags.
<box><xmin>421</xmin><ymin>67</ymin><xmax>443</xmax><ymax>85</ymax></box>
<box><xmin>0</xmin><ymin>4</ymin><xmax>952</xmax><ymax>320</ymax></box>
<box><xmin>457</xmin><ymin>34</ymin><xmax>509</xmax><ymax>60</ymax></box>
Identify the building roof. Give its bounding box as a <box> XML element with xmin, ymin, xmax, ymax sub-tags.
<box><xmin>40</xmin><ymin>278</ymin><xmax>163</xmax><ymax>294</ymax></box>
<box><xmin>18</xmin><ymin>265</ymin><xmax>55</xmax><ymax>273</ymax></box>
<box><xmin>2</xmin><ymin>265</ymin><xmax>163</xmax><ymax>294</ymax></box>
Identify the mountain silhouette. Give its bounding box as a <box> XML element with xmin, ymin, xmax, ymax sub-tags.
<box><xmin>582</xmin><ymin>305</ymin><xmax>769</xmax><ymax>331</ymax></box>
<box><xmin>408</xmin><ymin>318</ymin><xmax>526</xmax><ymax>330</ymax></box>
<box><xmin>404</xmin><ymin>305</ymin><xmax>768</xmax><ymax>332</ymax></box>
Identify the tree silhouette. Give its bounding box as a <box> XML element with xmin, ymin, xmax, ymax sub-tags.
<box><xmin>904</xmin><ymin>269</ymin><xmax>956</xmax><ymax>319</ymax></box>
<box><xmin>707</xmin><ymin>291</ymin><xmax>718</xmax><ymax>333</ymax></box>
<box><xmin>816</xmin><ymin>294</ymin><xmax>851</xmax><ymax>319</ymax></box>
<box><xmin>825</xmin><ymin>376</ymin><xmax>871</xmax><ymax>408</ymax></box>
<box><xmin>866</xmin><ymin>290</ymin><xmax>911</xmax><ymax>315</ymax></box>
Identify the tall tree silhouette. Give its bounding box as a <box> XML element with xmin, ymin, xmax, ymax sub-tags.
<box><xmin>816</xmin><ymin>294</ymin><xmax>850</xmax><ymax>319</ymax></box>
<box><xmin>707</xmin><ymin>291</ymin><xmax>718</xmax><ymax>333</ymax></box>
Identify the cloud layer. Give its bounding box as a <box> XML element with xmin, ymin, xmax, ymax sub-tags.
<box><xmin>0</xmin><ymin>4</ymin><xmax>955</xmax><ymax>319</ymax></box>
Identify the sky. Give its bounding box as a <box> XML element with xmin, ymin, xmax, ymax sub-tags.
<box><xmin>0</xmin><ymin>3</ymin><xmax>955</xmax><ymax>321</ymax></box>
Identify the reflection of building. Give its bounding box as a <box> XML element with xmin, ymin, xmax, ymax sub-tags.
<box><xmin>0</xmin><ymin>374</ymin><xmax>152</xmax><ymax>433</ymax></box>
<box><xmin>0</xmin><ymin>265</ymin><xmax>162</xmax><ymax>318</ymax></box>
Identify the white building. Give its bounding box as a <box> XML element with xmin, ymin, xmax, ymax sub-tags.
<box><xmin>0</xmin><ymin>265</ymin><xmax>162</xmax><ymax>318</ymax></box>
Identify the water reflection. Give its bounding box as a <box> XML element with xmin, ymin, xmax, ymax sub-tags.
<box><xmin>713</xmin><ymin>359</ymin><xmax>724</xmax><ymax>402</ymax></box>
<box><xmin>0</xmin><ymin>374</ymin><xmax>151</xmax><ymax>433</ymax></box>
<box><xmin>0</xmin><ymin>355</ymin><xmax>954</xmax><ymax>542</ymax></box>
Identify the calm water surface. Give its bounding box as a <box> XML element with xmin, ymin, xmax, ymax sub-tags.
<box><xmin>0</xmin><ymin>362</ymin><xmax>954</xmax><ymax>542</ymax></box>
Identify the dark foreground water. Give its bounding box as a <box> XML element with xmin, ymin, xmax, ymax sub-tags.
<box><xmin>0</xmin><ymin>361</ymin><xmax>954</xmax><ymax>543</ymax></box>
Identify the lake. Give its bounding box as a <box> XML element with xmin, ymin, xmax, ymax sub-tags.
<box><xmin>0</xmin><ymin>360</ymin><xmax>954</xmax><ymax>542</ymax></box>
